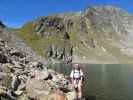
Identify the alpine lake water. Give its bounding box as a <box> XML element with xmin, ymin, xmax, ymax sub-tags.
<box><xmin>52</xmin><ymin>64</ymin><xmax>133</xmax><ymax>100</ymax></box>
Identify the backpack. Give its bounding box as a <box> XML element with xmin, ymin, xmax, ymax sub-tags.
<box><xmin>72</xmin><ymin>68</ymin><xmax>84</xmax><ymax>82</ymax></box>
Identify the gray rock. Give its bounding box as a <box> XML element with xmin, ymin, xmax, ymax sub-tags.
<box><xmin>0</xmin><ymin>89</ymin><xmax>16</xmax><ymax>100</ymax></box>
<box><xmin>26</xmin><ymin>79</ymin><xmax>51</xmax><ymax>100</ymax></box>
<box><xmin>0</xmin><ymin>31</ymin><xmax>73</xmax><ymax>100</ymax></box>
<box><xmin>31</xmin><ymin>69</ymin><xmax>50</xmax><ymax>80</ymax></box>
<box><xmin>66</xmin><ymin>91</ymin><xmax>75</xmax><ymax>100</ymax></box>
<box><xmin>0</xmin><ymin>72</ymin><xmax>12</xmax><ymax>88</ymax></box>
<box><xmin>0</xmin><ymin>53</ymin><xmax>8</xmax><ymax>63</ymax></box>
<box><xmin>10</xmin><ymin>49</ymin><xmax>25</xmax><ymax>58</ymax></box>
<box><xmin>11</xmin><ymin>74</ymin><xmax>21</xmax><ymax>91</ymax></box>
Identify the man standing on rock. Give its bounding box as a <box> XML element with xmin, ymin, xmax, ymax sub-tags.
<box><xmin>70</xmin><ymin>63</ymin><xmax>84</xmax><ymax>100</ymax></box>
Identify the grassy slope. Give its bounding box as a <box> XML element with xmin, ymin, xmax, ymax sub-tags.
<box><xmin>11</xmin><ymin>15</ymin><xmax>133</xmax><ymax>63</ymax></box>
<box><xmin>12</xmin><ymin>21</ymin><xmax>69</xmax><ymax>57</ymax></box>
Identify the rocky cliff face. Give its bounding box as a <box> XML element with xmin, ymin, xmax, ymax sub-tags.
<box><xmin>34</xmin><ymin>15</ymin><xmax>74</xmax><ymax>63</ymax></box>
<box><xmin>83</xmin><ymin>6</ymin><xmax>133</xmax><ymax>62</ymax></box>
<box><xmin>84</xmin><ymin>6</ymin><xmax>133</xmax><ymax>43</ymax></box>
<box><xmin>13</xmin><ymin>6</ymin><xmax>133</xmax><ymax>63</ymax></box>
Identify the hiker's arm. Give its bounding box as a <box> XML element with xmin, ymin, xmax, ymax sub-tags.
<box><xmin>80</xmin><ymin>76</ymin><xmax>83</xmax><ymax>81</ymax></box>
<box><xmin>80</xmin><ymin>70</ymin><xmax>84</xmax><ymax>82</ymax></box>
<box><xmin>70</xmin><ymin>71</ymin><xmax>74</xmax><ymax>84</ymax></box>
<box><xmin>71</xmin><ymin>78</ymin><xmax>74</xmax><ymax>84</ymax></box>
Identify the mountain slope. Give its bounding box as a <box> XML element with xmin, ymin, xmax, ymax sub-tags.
<box><xmin>0</xmin><ymin>21</ymin><xmax>47</xmax><ymax>64</ymax></box>
<box><xmin>0</xmin><ymin>22</ymin><xmax>73</xmax><ymax>100</ymax></box>
<box><xmin>12</xmin><ymin>6</ymin><xmax>133</xmax><ymax>63</ymax></box>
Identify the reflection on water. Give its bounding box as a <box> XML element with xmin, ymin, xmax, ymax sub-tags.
<box><xmin>53</xmin><ymin>64</ymin><xmax>133</xmax><ymax>100</ymax></box>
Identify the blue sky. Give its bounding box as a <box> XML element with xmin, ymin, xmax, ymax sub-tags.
<box><xmin>0</xmin><ymin>0</ymin><xmax>133</xmax><ymax>28</ymax></box>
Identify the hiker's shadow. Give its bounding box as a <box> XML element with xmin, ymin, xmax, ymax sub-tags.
<box><xmin>84</xmin><ymin>95</ymin><xmax>96</xmax><ymax>100</ymax></box>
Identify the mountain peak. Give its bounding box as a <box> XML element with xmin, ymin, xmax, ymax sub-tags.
<box><xmin>84</xmin><ymin>5</ymin><xmax>128</xmax><ymax>16</ymax></box>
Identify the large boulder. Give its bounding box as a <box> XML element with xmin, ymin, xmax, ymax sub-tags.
<box><xmin>9</xmin><ymin>49</ymin><xmax>26</xmax><ymax>58</ymax></box>
<box><xmin>0</xmin><ymin>72</ymin><xmax>12</xmax><ymax>88</ymax></box>
<box><xmin>31</xmin><ymin>69</ymin><xmax>50</xmax><ymax>80</ymax></box>
<box><xmin>26</xmin><ymin>79</ymin><xmax>68</xmax><ymax>100</ymax></box>
<box><xmin>26</xmin><ymin>71</ymin><xmax>74</xmax><ymax>100</ymax></box>
<box><xmin>29</xmin><ymin>61</ymin><xmax>43</xmax><ymax>69</ymax></box>
<box><xmin>26</xmin><ymin>79</ymin><xmax>51</xmax><ymax>100</ymax></box>
<box><xmin>66</xmin><ymin>91</ymin><xmax>75</xmax><ymax>100</ymax></box>
<box><xmin>0</xmin><ymin>53</ymin><xmax>8</xmax><ymax>63</ymax></box>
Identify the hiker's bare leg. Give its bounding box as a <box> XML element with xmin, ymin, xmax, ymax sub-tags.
<box><xmin>73</xmin><ymin>81</ymin><xmax>78</xmax><ymax>100</ymax></box>
<box><xmin>78</xmin><ymin>83</ymin><xmax>82</xmax><ymax>99</ymax></box>
<box><xmin>74</xmin><ymin>88</ymin><xmax>79</xmax><ymax>100</ymax></box>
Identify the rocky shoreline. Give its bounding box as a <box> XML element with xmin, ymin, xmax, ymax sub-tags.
<box><xmin>0</xmin><ymin>38</ymin><xmax>74</xmax><ymax>100</ymax></box>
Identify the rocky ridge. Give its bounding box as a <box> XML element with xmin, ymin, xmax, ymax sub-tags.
<box><xmin>13</xmin><ymin>5</ymin><xmax>133</xmax><ymax>63</ymax></box>
<box><xmin>0</xmin><ymin>26</ymin><xmax>74</xmax><ymax>100</ymax></box>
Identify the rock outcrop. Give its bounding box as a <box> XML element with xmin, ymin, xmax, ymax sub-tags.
<box><xmin>45</xmin><ymin>44</ymin><xmax>73</xmax><ymax>63</ymax></box>
<box><xmin>35</xmin><ymin>16</ymin><xmax>65</xmax><ymax>36</ymax></box>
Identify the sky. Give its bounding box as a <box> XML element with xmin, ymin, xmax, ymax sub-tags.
<box><xmin>0</xmin><ymin>0</ymin><xmax>133</xmax><ymax>28</ymax></box>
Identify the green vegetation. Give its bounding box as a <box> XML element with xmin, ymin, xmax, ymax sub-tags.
<box><xmin>11</xmin><ymin>11</ymin><xmax>133</xmax><ymax>63</ymax></box>
<box><xmin>12</xmin><ymin>22</ymin><xmax>44</xmax><ymax>56</ymax></box>
<box><xmin>12</xmin><ymin>21</ymin><xmax>69</xmax><ymax>57</ymax></box>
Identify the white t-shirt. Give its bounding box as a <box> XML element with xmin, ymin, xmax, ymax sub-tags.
<box><xmin>70</xmin><ymin>69</ymin><xmax>83</xmax><ymax>79</ymax></box>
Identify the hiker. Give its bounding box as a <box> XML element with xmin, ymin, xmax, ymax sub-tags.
<box><xmin>70</xmin><ymin>63</ymin><xmax>84</xmax><ymax>100</ymax></box>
